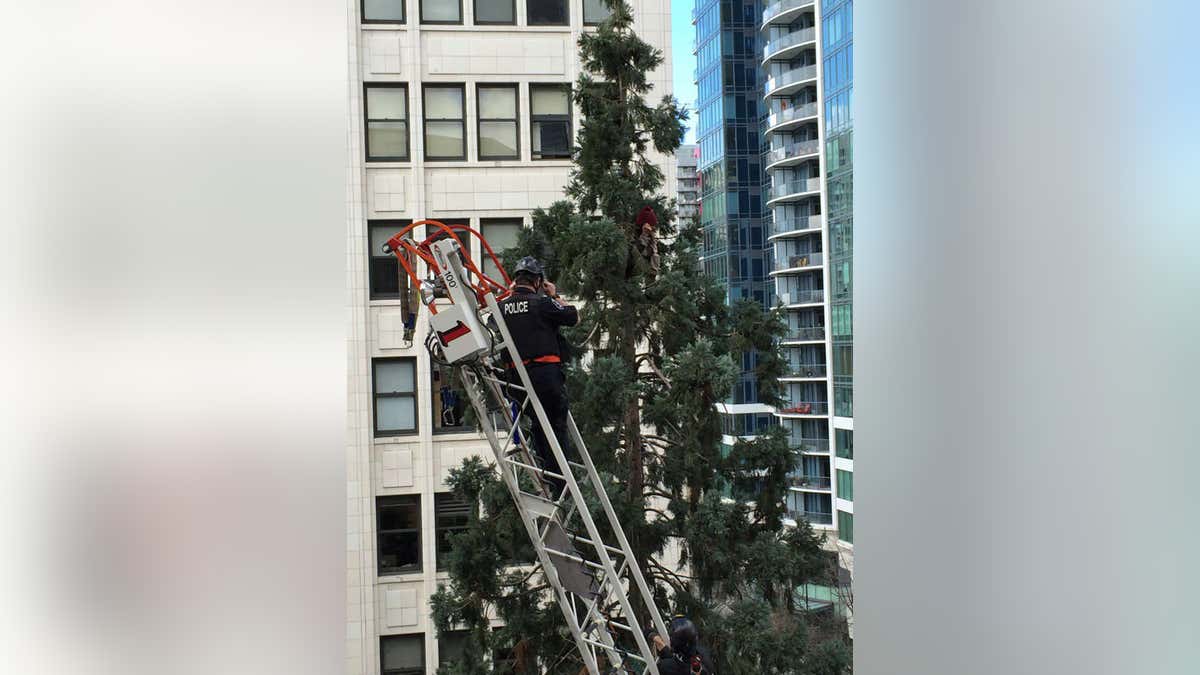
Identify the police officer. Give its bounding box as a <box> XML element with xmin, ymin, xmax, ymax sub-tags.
<box><xmin>498</xmin><ymin>257</ymin><xmax>579</xmax><ymax>498</ymax></box>
<box><xmin>651</xmin><ymin>617</ymin><xmax>716</xmax><ymax>675</ymax></box>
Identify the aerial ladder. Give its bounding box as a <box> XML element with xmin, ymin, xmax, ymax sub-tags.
<box><xmin>382</xmin><ymin>220</ymin><xmax>669</xmax><ymax>675</ymax></box>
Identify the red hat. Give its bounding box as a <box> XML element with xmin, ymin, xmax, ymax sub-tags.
<box><xmin>635</xmin><ymin>206</ymin><xmax>658</xmax><ymax>230</ymax></box>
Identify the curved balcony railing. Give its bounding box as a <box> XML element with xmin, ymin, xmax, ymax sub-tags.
<box><xmin>794</xmin><ymin>510</ymin><xmax>834</xmax><ymax>525</ymax></box>
<box><xmin>789</xmin><ymin>474</ymin><xmax>832</xmax><ymax>490</ymax></box>
<box><xmin>789</xmin><ymin>437</ymin><xmax>830</xmax><ymax>453</ymax></box>
<box><xmin>778</xmin><ymin>400</ymin><xmax>829</xmax><ymax>415</ymax></box>
<box><xmin>766</xmin><ymin>103</ymin><xmax>818</xmax><ymax>132</ymax></box>
<box><xmin>782</xmin><ymin>327</ymin><xmax>825</xmax><ymax>341</ymax></box>
<box><xmin>767</xmin><ymin>177</ymin><xmax>822</xmax><ymax>202</ymax></box>
<box><xmin>769</xmin><ymin>214</ymin><xmax>823</xmax><ymax>237</ymax></box>
<box><xmin>762</xmin><ymin>27</ymin><xmax>817</xmax><ymax>61</ymax></box>
<box><xmin>775</xmin><ymin>251</ymin><xmax>823</xmax><ymax>271</ymax></box>
<box><xmin>762</xmin><ymin>0</ymin><xmax>815</xmax><ymax>26</ymax></box>
<box><xmin>784</xmin><ymin>363</ymin><xmax>827</xmax><ymax>378</ymax></box>
<box><xmin>766</xmin><ymin>140</ymin><xmax>820</xmax><ymax>168</ymax></box>
<box><xmin>763</xmin><ymin>65</ymin><xmax>817</xmax><ymax>97</ymax></box>
<box><xmin>777</xmin><ymin>289</ymin><xmax>824</xmax><ymax>305</ymax></box>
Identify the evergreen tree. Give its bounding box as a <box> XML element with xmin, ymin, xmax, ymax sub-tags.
<box><xmin>432</xmin><ymin>1</ymin><xmax>852</xmax><ymax>672</ymax></box>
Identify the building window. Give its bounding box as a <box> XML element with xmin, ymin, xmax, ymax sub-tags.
<box><xmin>837</xmin><ymin>469</ymin><xmax>853</xmax><ymax>501</ymax></box>
<box><xmin>435</xmin><ymin>493</ymin><xmax>473</xmax><ymax>570</ymax></box>
<box><xmin>438</xmin><ymin>630</ymin><xmax>469</xmax><ymax>666</ymax></box>
<box><xmin>582</xmin><ymin>0</ymin><xmax>610</xmax><ymax>24</ymax></box>
<box><xmin>377</xmin><ymin>495</ymin><xmax>422</xmax><ymax>575</ymax></box>
<box><xmin>380</xmin><ymin>634</ymin><xmax>425</xmax><ymax>675</ymax></box>
<box><xmin>530</xmin><ymin>85</ymin><xmax>571</xmax><ymax>159</ymax></box>
<box><xmin>479</xmin><ymin>218</ymin><xmax>523</xmax><ymax>282</ymax></box>
<box><xmin>365</xmin><ymin>84</ymin><xmax>410</xmax><ymax>161</ymax></box>
<box><xmin>477</xmin><ymin>84</ymin><xmax>519</xmax><ymax>160</ymax></box>
<box><xmin>369</xmin><ymin>220</ymin><xmax>412</xmax><ymax>300</ymax></box>
<box><xmin>432</xmin><ymin>360</ymin><xmax>472</xmax><ymax>433</ymax></box>
<box><xmin>835</xmin><ymin>429</ymin><xmax>853</xmax><ymax>459</ymax></box>
<box><xmin>373</xmin><ymin>358</ymin><xmax>417</xmax><ymax>436</ymax></box>
<box><xmin>527</xmin><ymin>0</ymin><xmax>567</xmax><ymax>24</ymax></box>
<box><xmin>421</xmin><ymin>0</ymin><xmax>461</xmax><ymax>23</ymax></box>
<box><xmin>837</xmin><ymin>510</ymin><xmax>854</xmax><ymax>545</ymax></box>
<box><xmin>363</xmin><ymin>0</ymin><xmax>405</xmax><ymax>23</ymax></box>
<box><xmin>423</xmin><ymin>85</ymin><xmax>466</xmax><ymax>161</ymax></box>
<box><xmin>474</xmin><ymin>0</ymin><xmax>514</xmax><ymax>24</ymax></box>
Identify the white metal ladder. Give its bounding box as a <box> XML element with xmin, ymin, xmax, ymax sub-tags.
<box><xmin>443</xmin><ymin>290</ymin><xmax>668</xmax><ymax>674</ymax></box>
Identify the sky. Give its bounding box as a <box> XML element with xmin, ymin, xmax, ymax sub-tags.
<box><xmin>669</xmin><ymin>0</ymin><xmax>698</xmax><ymax>143</ymax></box>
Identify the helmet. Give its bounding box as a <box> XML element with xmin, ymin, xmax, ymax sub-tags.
<box><xmin>512</xmin><ymin>256</ymin><xmax>544</xmax><ymax>278</ymax></box>
<box><xmin>668</xmin><ymin>617</ymin><xmax>698</xmax><ymax>655</ymax></box>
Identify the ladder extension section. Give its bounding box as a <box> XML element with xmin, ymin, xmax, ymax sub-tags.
<box><xmin>387</xmin><ymin>228</ymin><xmax>668</xmax><ymax>675</ymax></box>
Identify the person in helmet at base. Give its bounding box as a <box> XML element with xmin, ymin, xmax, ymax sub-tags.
<box><xmin>650</xmin><ymin>617</ymin><xmax>716</xmax><ymax>675</ymax></box>
<box><xmin>498</xmin><ymin>256</ymin><xmax>580</xmax><ymax>498</ymax></box>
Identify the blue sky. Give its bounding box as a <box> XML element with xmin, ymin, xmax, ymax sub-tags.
<box><xmin>670</xmin><ymin>0</ymin><xmax>698</xmax><ymax>143</ymax></box>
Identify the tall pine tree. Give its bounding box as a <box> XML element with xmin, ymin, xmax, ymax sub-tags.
<box><xmin>432</xmin><ymin>1</ymin><xmax>852</xmax><ymax>672</ymax></box>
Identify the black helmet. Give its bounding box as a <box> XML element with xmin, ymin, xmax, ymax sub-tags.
<box><xmin>669</xmin><ymin>617</ymin><xmax>698</xmax><ymax>655</ymax></box>
<box><xmin>512</xmin><ymin>256</ymin><xmax>544</xmax><ymax>278</ymax></box>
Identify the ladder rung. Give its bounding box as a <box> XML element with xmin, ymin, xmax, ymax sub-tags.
<box><xmin>545</xmin><ymin>547</ymin><xmax>605</xmax><ymax>571</ymax></box>
<box><xmin>578</xmin><ymin>637</ymin><xmax>646</xmax><ymax>662</ymax></box>
<box><xmin>502</xmin><ymin>457</ymin><xmax>565</xmax><ymax>480</ymax></box>
<box><xmin>566</xmin><ymin>532</ymin><xmax>626</xmax><ymax>558</ymax></box>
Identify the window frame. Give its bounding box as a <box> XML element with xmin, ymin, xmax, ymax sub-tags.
<box><xmin>473</xmin><ymin>0</ymin><xmax>516</xmax><ymax>25</ymax></box>
<box><xmin>361</xmin><ymin>0</ymin><xmax>407</xmax><ymax>24</ymax></box>
<box><xmin>373</xmin><ymin>358</ymin><xmax>418</xmax><ymax>436</ymax></box>
<box><xmin>526</xmin><ymin>0</ymin><xmax>568</xmax><ymax>26</ymax></box>
<box><xmin>478</xmin><ymin>217</ymin><xmax>524</xmax><ymax>282</ymax></box>
<box><xmin>369</xmin><ymin>220</ymin><xmax>413</xmax><ymax>300</ymax></box>
<box><xmin>422</xmin><ymin>84</ymin><xmax>467</xmax><ymax>162</ymax></box>
<box><xmin>434</xmin><ymin>492</ymin><xmax>473</xmax><ymax>571</ymax></box>
<box><xmin>377</xmin><ymin>495</ymin><xmax>423</xmax><ymax>576</ymax></box>
<box><xmin>380</xmin><ymin>634</ymin><xmax>426</xmax><ymax>675</ymax></box>
<box><xmin>420</xmin><ymin>0</ymin><xmax>463</xmax><ymax>25</ymax></box>
<box><xmin>582</xmin><ymin>0</ymin><xmax>611</xmax><ymax>25</ymax></box>
<box><xmin>475</xmin><ymin>84</ymin><xmax>520</xmax><ymax>161</ymax></box>
<box><xmin>364</xmin><ymin>83</ymin><xmax>411</xmax><ymax>162</ymax></box>
<box><xmin>529</xmin><ymin>83</ymin><xmax>572</xmax><ymax>160</ymax></box>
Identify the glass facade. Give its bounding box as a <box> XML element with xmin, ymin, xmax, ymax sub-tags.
<box><xmin>695</xmin><ymin>0</ymin><xmax>771</xmax><ymax>407</ymax></box>
<box><xmin>823</xmin><ymin>0</ymin><xmax>852</xmax><ymax>419</ymax></box>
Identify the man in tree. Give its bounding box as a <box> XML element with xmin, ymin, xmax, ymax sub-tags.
<box><xmin>498</xmin><ymin>256</ymin><xmax>579</xmax><ymax>498</ymax></box>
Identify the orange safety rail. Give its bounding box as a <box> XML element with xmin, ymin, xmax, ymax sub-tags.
<box><xmin>382</xmin><ymin>219</ymin><xmax>514</xmax><ymax>313</ymax></box>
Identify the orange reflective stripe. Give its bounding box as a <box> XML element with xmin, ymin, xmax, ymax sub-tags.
<box><xmin>507</xmin><ymin>355</ymin><xmax>562</xmax><ymax>368</ymax></box>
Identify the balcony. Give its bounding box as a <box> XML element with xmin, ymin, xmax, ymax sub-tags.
<box><xmin>762</xmin><ymin>27</ymin><xmax>817</xmax><ymax>63</ymax></box>
<box><xmin>766</xmin><ymin>177</ymin><xmax>822</xmax><ymax>205</ymax></box>
<box><xmin>783</xmin><ymin>364</ymin><xmax>827</xmax><ymax>379</ymax></box>
<box><xmin>771</xmin><ymin>252</ymin><xmax>823</xmax><ymax>275</ymax></box>
<box><xmin>776</xmin><ymin>289</ymin><xmax>824</xmax><ymax>306</ymax></box>
<box><xmin>762</xmin><ymin>0</ymin><xmax>815</xmax><ymax>27</ymax></box>
<box><xmin>765</xmin><ymin>140</ymin><xmax>820</xmax><ymax>171</ymax></box>
<box><xmin>768</xmin><ymin>214</ymin><xmax>822</xmax><ymax>239</ymax></box>
<box><xmin>781</xmin><ymin>327</ymin><xmax>825</xmax><ymax>342</ymax></box>
<box><xmin>777</xmin><ymin>400</ymin><xmax>829</xmax><ymax>416</ymax></box>
<box><xmin>790</xmin><ymin>437</ymin><xmax>830</xmax><ymax>454</ymax></box>
<box><xmin>765</xmin><ymin>103</ymin><xmax>818</xmax><ymax>134</ymax></box>
<box><xmin>793</xmin><ymin>509</ymin><xmax>834</xmax><ymax>525</ymax></box>
<box><xmin>764</xmin><ymin>65</ymin><xmax>817</xmax><ymax>98</ymax></box>
<box><xmin>789</xmin><ymin>474</ymin><xmax>832</xmax><ymax>490</ymax></box>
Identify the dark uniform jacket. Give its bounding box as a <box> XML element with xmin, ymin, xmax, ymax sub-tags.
<box><xmin>655</xmin><ymin>646</ymin><xmax>716</xmax><ymax>675</ymax></box>
<box><xmin>497</xmin><ymin>287</ymin><xmax>578</xmax><ymax>363</ymax></box>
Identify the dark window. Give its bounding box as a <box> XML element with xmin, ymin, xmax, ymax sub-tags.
<box><xmin>582</xmin><ymin>0</ymin><xmax>610</xmax><ymax>24</ymax></box>
<box><xmin>530</xmin><ymin>84</ymin><xmax>571</xmax><ymax>159</ymax></box>
<box><xmin>474</xmin><ymin>0</ymin><xmax>514</xmax><ymax>24</ymax></box>
<box><xmin>377</xmin><ymin>495</ymin><xmax>422</xmax><ymax>575</ymax></box>
<box><xmin>527</xmin><ymin>0</ymin><xmax>567</xmax><ymax>24</ymax></box>
<box><xmin>479</xmin><ymin>218</ymin><xmax>523</xmax><ymax>282</ymax></box>
<box><xmin>365</xmin><ymin>84</ymin><xmax>410</xmax><ymax>161</ymax></box>
<box><xmin>380</xmin><ymin>634</ymin><xmax>424</xmax><ymax>675</ymax></box>
<box><xmin>438</xmin><ymin>630</ymin><xmax>469</xmax><ymax>665</ymax></box>
<box><xmin>836</xmin><ymin>429</ymin><xmax>853</xmax><ymax>459</ymax></box>
<box><xmin>435</xmin><ymin>493</ymin><xmax>472</xmax><ymax>570</ymax></box>
<box><xmin>373</xmin><ymin>358</ymin><xmax>417</xmax><ymax>436</ymax></box>
<box><xmin>423</xmin><ymin>84</ymin><xmax>466</xmax><ymax>161</ymax></box>
<box><xmin>432</xmin><ymin>360</ymin><xmax>472</xmax><ymax>433</ymax></box>
<box><xmin>477</xmin><ymin>84</ymin><xmax>519</xmax><ymax>160</ymax></box>
<box><xmin>421</xmin><ymin>0</ymin><xmax>461</xmax><ymax>23</ymax></box>
<box><xmin>363</xmin><ymin>0</ymin><xmax>405</xmax><ymax>23</ymax></box>
<box><xmin>369</xmin><ymin>220</ymin><xmax>413</xmax><ymax>300</ymax></box>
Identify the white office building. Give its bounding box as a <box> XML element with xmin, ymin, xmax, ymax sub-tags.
<box><xmin>345</xmin><ymin>0</ymin><xmax>673</xmax><ymax>672</ymax></box>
